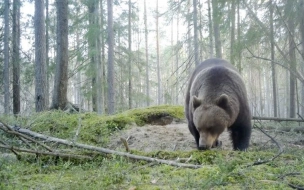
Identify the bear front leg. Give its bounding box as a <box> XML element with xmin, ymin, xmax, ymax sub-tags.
<box><xmin>212</xmin><ymin>139</ymin><xmax>222</xmax><ymax>148</ymax></box>
<box><xmin>230</xmin><ymin>122</ymin><xmax>251</xmax><ymax>151</ymax></box>
<box><xmin>188</xmin><ymin>122</ymin><xmax>200</xmax><ymax>149</ymax></box>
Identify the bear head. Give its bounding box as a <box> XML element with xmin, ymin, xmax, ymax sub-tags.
<box><xmin>192</xmin><ymin>94</ymin><xmax>231</xmax><ymax>150</ymax></box>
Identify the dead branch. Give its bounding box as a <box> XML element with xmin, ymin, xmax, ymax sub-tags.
<box><xmin>279</xmin><ymin>172</ymin><xmax>304</xmax><ymax>190</ymax></box>
<box><xmin>0</xmin><ymin>121</ymin><xmax>53</xmax><ymax>152</ymax></box>
<box><xmin>252</xmin><ymin>116</ymin><xmax>304</xmax><ymax>122</ymax></box>
<box><xmin>4</xmin><ymin>123</ymin><xmax>203</xmax><ymax>169</ymax></box>
<box><xmin>0</xmin><ymin>144</ymin><xmax>92</xmax><ymax>160</ymax></box>
<box><xmin>246</xmin><ymin>48</ymin><xmax>304</xmax><ymax>83</ymax></box>
<box><xmin>247</xmin><ymin>122</ymin><xmax>284</xmax><ymax>167</ymax></box>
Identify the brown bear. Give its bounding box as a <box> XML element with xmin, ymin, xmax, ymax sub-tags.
<box><xmin>185</xmin><ymin>58</ymin><xmax>251</xmax><ymax>151</ymax></box>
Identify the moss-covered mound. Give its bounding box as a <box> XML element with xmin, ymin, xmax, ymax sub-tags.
<box><xmin>0</xmin><ymin>105</ymin><xmax>184</xmax><ymax>146</ymax></box>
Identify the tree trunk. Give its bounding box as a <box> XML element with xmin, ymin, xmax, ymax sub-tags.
<box><xmin>230</xmin><ymin>0</ymin><xmax>235</xmax><ymax>66</ymax></box>
<box><xmin>95</xmin><ymin>0</ymin><xmax>103</xmax><ymax>114</ymax></box>
<box><xmin>287</xmin><ymin>2</ymin><xmax>296</xmax><ymax>118</ymax></box>
<box><xmin>4</xmin><ymin>0</ymin><xmax>10</xmax><ymax>114</ymax></box>
<box><xmin>45</xmin><ymin>0</ymin><xmax>50</xmax><ymax>107</ymax></box>
<box><xmin>236</xmin><ymin>0</ymin><xmax>242</xmax><ymax>71</ymax></box>
<box><xmin>12</xmin><ymin>0</ymin><xmax>20</xmax><ymax>115</ymax></box>
<box><xmin>270</xmin><ymin>0</ymin><xmax>277</xmax><ymax>117</ymax></box>
<box><xmin>35</xmin><ymin>0</ymin><xmax>47</xmax><ymax>112</ymax></box>
<box><xmin>193</xmin><ymin>0</ymin><xmax>199</xmax><ymax>66</ymax></box>
<box><xmin>300</xmin><ymin>0</ymin><xmax>304</xmax><ymax>116</ymax></box>
<box><xmin>207</xmin><ymin>0</ymin><xmax>214</xmax><ymax>58</ymax></box>
<box><xmin>156</xmin><ymin>0</ymin><xmax>161</xmax><ymax>105</ymax></box>
<box><xmin>100</xmin><ymin>0</ymin><xmax>106</xmax><ymax>111</ymax></box>
<box><xmin>88</xmin><ymin>2</ymin><xmax>97</xmax><ymax>112</ymax></box>
<box><xmin>52</xmin><ymin>0</ymin><xmax>69</xmax><ymax>110</ymax></box>
<box><xmin>107</xmin><ymin>0</ymin><xmax>115</xmax><ymax>114</ymax></box>
<box><xmin>128</xmin><ymin>0</ymin><xmax>132</xmax><ymax>109</ymax></box>
<box><xmin>176</xmin><ymin>1</ymin><xmax>180</xmax><ymax>104</ymax></box>
<box><xmin>212</xmin><ymin>0</ymin><xmax>222</xmax><ymax>58</ymax></box>
<box><xmin>144</xmin><ymin>0</ymin><xmax>150</xmax><ymax>106</ymax></box>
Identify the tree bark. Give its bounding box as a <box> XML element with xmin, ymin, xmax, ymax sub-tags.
<box><xmin>4</xmin><ymin>0</ymin><xmax>10</xmax><ymax>114</ymax></box>
<box><xmin>12</xmin><ymin>0</ymin><xmax>20</xmax><ymax>115</ymax></box>
<box><xmin>107</xmin><ymin>0</ymin><xmax>115</xmax><ymax>114</ymax></box>
<box><xmin>52</xmin><ymin>0</ymin><xmax>69</xmax><ymax>110</ymax></box>
<box><xmin>35</xmin><ymin>0</ymin><xmax>47</xmax><ymax>112</ymax></box>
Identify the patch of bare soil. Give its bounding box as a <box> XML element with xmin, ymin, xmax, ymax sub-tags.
<box><xmin>106</xmin><ymin>121</ymin><xmax>304</xmax><ymax>152</ymax></box>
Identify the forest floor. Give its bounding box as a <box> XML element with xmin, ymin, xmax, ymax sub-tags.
<box><xmin>2</xmin><ymin>108</ymin><xmax>304</xmax><ymax>189</ymax></box>
<box><xmin>106</xmin><ymin>120</ymin><xmax>304</xmax><ymax>152</ymax></box>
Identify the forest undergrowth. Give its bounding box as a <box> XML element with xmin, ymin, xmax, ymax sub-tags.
<box><xmin>1</xmin><ymin>105</ymin><xmax>304</xmax><ymax>189</ymax></box>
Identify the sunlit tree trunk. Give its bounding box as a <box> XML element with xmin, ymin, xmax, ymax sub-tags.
<box><xmin>4</xmin><ymin>0</ymin><xmax>10</xmax><ymax>114</ymax></box>
<box><xmin>12</xmin><ymin>0</ymin><xmax>20</xmax><ymax>115</ymax></box>
<box><xmin>107</xmin><ymin>0</ymin><xmax>115</xmax><ymax>114</ymax></box>
<box><xmin>35</xmin><ymin>0</ymin><xmax>47</xmax><ymax>112</ymax></box>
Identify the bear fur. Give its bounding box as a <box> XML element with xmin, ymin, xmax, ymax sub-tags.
<box><xmin>185</xmin><ymin>58</ymin><xmax>251</xmax><ymax>151</ymax></box>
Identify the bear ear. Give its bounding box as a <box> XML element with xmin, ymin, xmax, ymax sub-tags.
<box><xmin>192</xmin><ymin>96</ymin><xmax>202</xmax><ymax>110</ymax></box>
<box><xmin>216</xmin><ymin>94</ymin><xmax>229</xmax><ymax>108</ymax></box>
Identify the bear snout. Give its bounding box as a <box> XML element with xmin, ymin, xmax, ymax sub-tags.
<box><xmin>198</xmin><ymin>145</ymin><xmax>211</xmax><ymax>150</ymax></box>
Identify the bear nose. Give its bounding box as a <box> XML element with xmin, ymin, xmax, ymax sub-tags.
<box><xmin>198</xmin><ymin>145</ymin><xmax>210</xmax><ymax>150</ymax></box>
